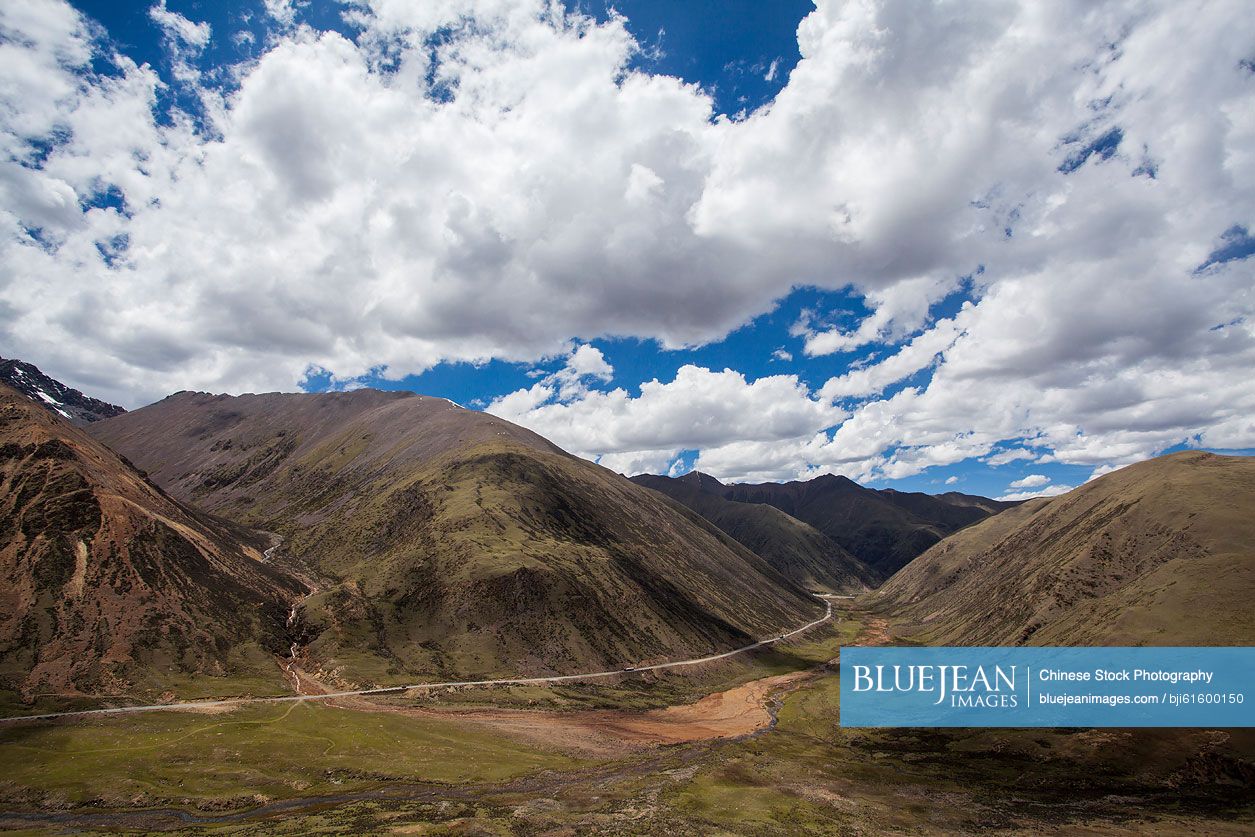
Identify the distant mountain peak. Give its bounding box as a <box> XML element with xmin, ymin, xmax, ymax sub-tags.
<box><xmin>0</xmin><ymin>357</ymin><xmax>126</xmax><ymax>426</ymax></box>
<box><xmin>809</xmin><ymin>472</ymin><xmax>860</xmax><ymax>488</ymax></box>
<box><xmin>676</xmin><ymin>470</ymin><xmax>725</xmax><ymax>491</ymax></box>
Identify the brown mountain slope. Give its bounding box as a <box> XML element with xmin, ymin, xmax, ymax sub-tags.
<box><xmin>872</xmin><ymin>451</ymin><xmax>1255</xmax><ymax>646</ymax></box>
<box><xmin>0</xmin><ymin>385</ymin><xmax>300</xmax><ymax>702</ymax></box>
<box><xmin>717</xmin><ymin>475</ymin><xmax>1015</xmax><ymax>576</ymax></box>
<box><xmin>90</xmin><ymin>390</ymin><xmax>819</xmax><ymax>685</ymax></box>
<box><xmin>631</xmin><ymin>471</ymin><xmax>879</xmax><ymax>592</ymax></box>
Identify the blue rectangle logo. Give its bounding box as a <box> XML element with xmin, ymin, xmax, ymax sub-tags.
<box><xmin>840</xmin><ymin>647</ymin><xmax>1254</xmax><ymax>727</ymax></box>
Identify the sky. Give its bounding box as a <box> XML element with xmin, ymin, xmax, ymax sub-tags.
<box><xmin>1</xmin><ymin>0</ymin><xmax>1253</xmax><ymax>501</ymax></box>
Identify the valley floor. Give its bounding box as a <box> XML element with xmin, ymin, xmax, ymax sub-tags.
<box><xmin>0</xmin><ymin>602</ymin><xmax>1252</xmax><ymax>835</ymax></box>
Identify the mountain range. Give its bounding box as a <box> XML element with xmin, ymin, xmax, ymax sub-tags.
<box><xmin>87</xmin><ymin>388</ymin><xmax>820</xmax><ymax>687</ymax></box>
<box><xmin>2</xmin><ymin>357</ymin><xmax>1252</xmax><ymax>704</ymax></box>
<box><xmin>631</xmin><ymin>471</ymin><xmax>878</xmax><ymax>592</ymax></box>
<box><xmin>636</xmin><ymin>470</ymin><xmax>1016</xmax><ymax>578</ymax></box>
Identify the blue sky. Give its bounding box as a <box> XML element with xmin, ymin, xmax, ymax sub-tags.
<box><xmin>74</xmin><ymin>1</ymin><xmax>812</xmax><ymax>111</ymax></box>
<box><xmin>4</xmin><ymin>0</ymin><xmax>1253</xmax><ymax>499</ymax></box>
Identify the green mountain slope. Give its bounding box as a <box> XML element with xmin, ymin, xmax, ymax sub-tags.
<box><xmin>90</xmin><ymin>390</ymin><xmax>820</xmax><ymax>685</ymax></box>
<box><xmin>631</xmin><ymin>471</ymin><xmax>878</xmax><ymax>592</ymax></box>
<box><xmin>872</xmin><ymin>451</ymin><xmax>1255</xmax><ymax>646</ymax></box>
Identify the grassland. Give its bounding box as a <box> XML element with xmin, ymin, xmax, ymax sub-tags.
<box><xmin>1</xmin><ymin>605</ymin><xmax>1251</xmax><ymax>834</ymax></box>
<box><xmin>0</xmin><ymin>700</ymin><xmax>576</xmax><ymax>812</ymax></box>
<box><xmin>0</xmin><ymin>616</ymin><xmax>855</xmax><ymax>828</ymax></box>
<box><xmin>662</xmin><ymin>673</ymin><xmax>1255</xmax><ymax>834</ymax></box>
<box><xmin>0</xmin><ymin>645</ymin><xmax>301</xmax><ymax>721</ymax></box>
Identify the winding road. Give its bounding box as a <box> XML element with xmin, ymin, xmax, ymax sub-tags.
<box><xmin>0</xmin><ymin>595</ymin><xmax>836</xmax><ymax>725</ymax></box>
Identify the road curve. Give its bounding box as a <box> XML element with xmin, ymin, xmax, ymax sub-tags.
<box><xmin>0</xmin><ymin>596</ymin><xmax>835</xmax><ymax>725</ymax></box>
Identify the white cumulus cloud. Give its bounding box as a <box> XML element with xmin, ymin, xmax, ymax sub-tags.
<box><xmin>487</xmin><ymin>365</ymin><xmax>845</xmax><ymax>477</ymax></box>
<box><xmin>998</xmin><ymin>483</ymin><xmax>1075</xmax><ymax>502</ymax></box>
<box><xmin>0</xmin><ymin>0</ymin><xmax>1250</xmax><ymax>487</ymax></box>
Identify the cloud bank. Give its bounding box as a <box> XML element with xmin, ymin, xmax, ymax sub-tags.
<box><xmin>1</xmin><ymin>0</ymin><xmax>1253</xmax><ymax>484</ymax></box>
